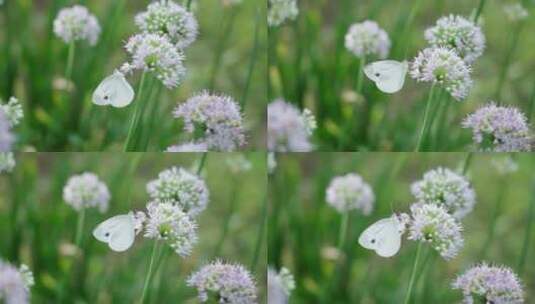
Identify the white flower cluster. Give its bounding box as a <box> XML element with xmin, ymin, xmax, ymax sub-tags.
<box><xmin>0</xmin><ymin>111</ymin><xmax>13</xmax><ymax>152</ymax></box>
<box><xmin>345</xmin><ymin>20</ymin><xmax>391</xmax><ymax>59</ymax></box>
<box><xmin>144</xmin><ymin>201</ymin><xmax>198</xmax><ymax>257</ymax></box>
<box><xmin>268</xmin><ymin>99</ymin><xmax>316</xmax><ymax>152</ymax></box>
<box><xmin>0</xmin><ymin>97</ymin><xmax>23</xmax><ymax>127</ymax></box>
<box><xmin>268</xmin><ymin>0</ymin><xmax>299</xmax><ymax>27</ymax></box>
<box><xmin>0</xmin><ymin>260</ymin><xmax>34</xmax><ymax>304</ymax></box>
<box><xmin>63</xmin><ymin>172</ymin><xmax>110</xmax><ymax>213</ymax></box>
<box><xmin>122</xmin><ymin>33</ymin><xmax>186</xmax><ymax>89</ymax></box>
<box><xmin>411</xmin><ymin>167</ymin><xmax>476</xmax><ymax>219</ymax></box>
<box><xmin>424</xmin><ymin>15</ymin><xmax>485</xmax><ymax>64</ymax></box>
<box><xmin>326</xmin><ymin>173</ymin><xmax>375</xmax><ymax>214</ymax></box>
<box><xmin>410</xmin><ymin>47</ymin><xmax>472</xmax><ymax>101</ymax></box>
<box><xmin>173</xmin><ymin>92</ymin><xmax>246</xmax><ymax>151</ymax></box>
<box><xmin>407</xmin><ymin>203</ymin><xmax>464</xmax><ymax>260</ymax></box>
<box><xmin>462</xmin><ymin>103</ymin><xmax>531</xmax><ymax>152</ymax></box>
<box><xmin>268</xmin><ymin>267</ymin><xmax>295</xmax><ymax>304</ymax></box>
<box><xmin>53</xmin><ymin>5</ymin><xmax>101</xmax><ymax>46</ymax></box>
<box><xmin>146</xmin><ymin>166</ymin><xmax>209</xmax><ymax>216</ymax></box>
<box><xmin>0</xmin><ymin>152</ymin><xmax>16</xmax><ymax>173</ymax></box>
<box><xmin>188</xmin><ymin>260</ymin><xmax>257</xmax><ymax>303</ymax></box>
<box><xmin>135</xmin><ymin>0</ymin><xmax>198</xmax><ymax>49</ymax></box>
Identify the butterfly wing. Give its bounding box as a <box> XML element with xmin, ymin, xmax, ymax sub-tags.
<box><xmin>92</xmin><ymin>74</ymin><xmax>115</xmax><ymax>106</ymax></box>
<box><xmin>93</xmin><ymin>214</ymin><xmax>135</xmax><ymax>252</ymax></box>
<box><xmin>364</xmin><ymin>60</ymin><xmax>408</xmax><ymax>94</ymax></box>
<box><xmin>358</xmin><ymin>216</ymin><xmax>402</xmax><ymax>258</ymax></box>
<box><xmin>109</xmin><ymin>72</ymin><xmax>134</xmax><ymax>108</ymax></box>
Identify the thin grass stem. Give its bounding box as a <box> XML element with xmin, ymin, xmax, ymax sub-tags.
<box><xmin>140</xmin><ymin>241</ymin><xmax>160</xmax><ymax>304</ymax></box>
<box><xmin>495</xmin><ymin>22</ymin><xmax>523</xmax><ymax>103</ymax></box>
<box><xmin>250</xmin><ymin>193</ymin><xmax>267</xmax><ymax>271</ymax></box>
<box><xmin>240</xmin><ymin>8</ymin><xmax>261</xmax><ymax>109</ymax></box>
<box><xmin>208</xmin><ymin>8</ymin><xmax>239</xmax><ymax>91</ymax></box>
<box><xmin>196</xmin><ymin>153</ymin><xmax>208</xmax><ymax>175</ymax></box>
<box><xmin>461</xmin><ymin>152</ymin><xmax>473</xmax><ymax>175</ymax></box>
<box><xmin>473</xmin><ymin>0</ymin><xmax>487</xmax><ymax>23</ymax></box>
<box><xmin>124</xmin><ymin>72</ymin><xmax>148</xmax><ymax>151</ymax></box>
<box><xmin>414</xmin><ymin>84</ymin><xmax>436</xmax><ymax>152</ymax></box>
<box><xmin>337</xmin><ymin>212</ymin><xmax>349</xmax><ymax>250</ymax></box>
<box><xmin>517</xmin><ymin>179</ymin><xmax>535</xmax><ymax>275</ymax></box>
<box><xmin>74</xmin><ymin>209</ymin><xmax>86</xmax><ymax>248</ymax></box>
<box><xmin>404</xmin><ymin>242</ymin><xmax>423</xmax><ymax>304</ymax></box>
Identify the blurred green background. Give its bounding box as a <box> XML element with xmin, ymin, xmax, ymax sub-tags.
<box><xmin>0</xmin><ymin>0</ymin><xmax>266</xmax><ymax>151</ymax></box>
<box><xmin>269</xmin><ymin>0</ymin><xmax>535</xmax><ymax>151</ymax></box>
<box><xmin>0</xmin><ymin>152</ymin><xmax>267</xmax><ymax>303</ymax></box>
<box><xmin>269</xmin><ymin>153</ymin><xmax>535</xmax><ymax>303</ymax></box>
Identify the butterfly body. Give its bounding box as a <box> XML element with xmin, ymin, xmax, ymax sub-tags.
<box><xmin>92</xmin><ymin>70</ymin><xmax>134</xmax><ymax>108</ymax></box>
<box><xmin>358</xmin><ymin>214</ymin><xmax>404</xmax><ymax>257</ymax></box>
<box><xmin>93</xmin><ymin>212</ymin><xmax>136</xmax><ymax>252</ymax></box>
<box><xmin>364</xmin><ymin>60</ymin><xmax>408</xmax><ymax>94</ymax></box>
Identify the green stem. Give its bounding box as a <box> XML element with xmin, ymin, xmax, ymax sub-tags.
<box><xmin>415</xmin><ymin>85</ymin><xmax>436</xmax><ymax>152</ymax></box>
<box><xmin>186</xmin><ymin>0</ymin><xmax>193</xmax><ymax>10</ymax></box>
<box><xmin>65</xmin><ymin>41</ymin><xmax>76</xmax><ymax>81</ymax></box>
<box><xmin>75</xmin><ymin>209</ymin><xmax>86</xmax><ymax>248</ymax></box>
<box><xmin>140</xmin><ymin>241</ymin><xmax>160</xmax><ymax>304</ymax></box>
<box><xmin>337</xmin><ymin>212</ymin><xmax>349</xmax><ymax>250</ymax></box>
<box><xmin>404</xmin><ymin>243</ymin><xmax>423</xmax><ymax>304</ymax></box>
<box><xmin>517</xmin><ymin>179</ymin><xmax>535</xmax><ymax>275</ymax></box>
<box><xmin>495</xmin><ymin>22</ymin><xmax>523</xmax><ymax>103</ymax></box>
<box><xmin>240</xmin><ymin>8</ymin><xmax>261</xmax><ymax>109</ymax></box>
<box><xmin>461</xmin><ymin>152</ymin><xmax>473</xmax><ymax>175</ymax></box>
<box><xmin>196</xmin><ymin>153</ymin><xmax>208</xmax><ymax>175</ymax></box>
<box><xmin>473</xmin><ymin>0</ymin><xmax>487</xmax><ymax>23</ymax></box>
<box><xmin>250</xmin><ymin>193</ymin><xmax>267</xmax><ymax>271</ymax></box>
<box><xmin>124</xmin><ymin>72</ymin><xmax>148</xmax><ymax>151</ymax></box>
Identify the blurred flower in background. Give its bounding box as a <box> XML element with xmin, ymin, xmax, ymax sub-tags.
<box><xmin>503</xmin><ymin>3</ymin><xmax>529</xmax><ymax>21</ymax></box>
<box><xmin>0</xmin><ymin>112</ymin><xmax>13</xmax><ymax>152</ymax></box>
<box><xmin>268</xmin><ymin>267</ymin><xmax>295</xmax><ymax>304</ymax></box>
<box><xmin>166</xmin><ymin>141</ymin><xmax>208</xmax><ymax>152</ymax></box>
<box><xmin>0</xmin><ymin>97</ymin><xmax>23</xmax><ymax>127</ymax></box>
<box><xmin>53</xmin><ymin>5</ymin><xmax>101</xmax><ymax>46</ymax></box>
<box><xmin>63</xmin><ymin>172</ymin><xmax>110</xmax><ymax>213</ymax></box>
<box><xmin>452</xmin><ymin>263</ymin><xmax>524</xmax><ymax>303</ymax></box>
<box><xmin>345</xmin><ymin>20</ymin><xmax>391</xmax><ymax>59</ymax></box>
<box><xmin>225</xmin><ymin>154</ymin><xmax>253</xmax><ymax>174</ymax></box>
<box><xmin>188</xmin><ymin>260</ymin><xmax>257</xmax><ymax>303</ymax></box>
<box><xmin>491</xmin><ymin>155</ymin><xmax>518</xmax><ymax>175</ymax></box>
<box><xmin>267</xmin><ymin>99</ymin><xmax>316</xmax><ymax>152</ymax></box>
<box><xmin>268</xmin><ymin>0</ymin><xmax>298</xmax><ymax>27</ymax></box>
<box><xmin>0</xmin><ymin>152</ymin><xmax>15</xmax><ymax>173</ymax></box>
<box><xmin>326</xmin><ymin>173</ymin><xmax>375</xmax><ymax>214</ymax></box>
<box><xmin>0</xmin><ymin>260</ymin><xmax>34</xmax><ymax>304</ymax></box>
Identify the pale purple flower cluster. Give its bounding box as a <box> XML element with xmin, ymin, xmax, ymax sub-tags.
<box><xmin>410</xmin><ymin>47</ymin><xmax>472</xmax><ymax>101</ymax></box>
<box><xmin>424</xmin><ymin>15</ymin><xmax>485</xmax><ymax>64</ymax></box>
<box><xmin>326</xmin><ymin>173</ymin><xmax>375</xmax><ymax>214</ymax></box>
<box><xmin>462</xmin><ymin>103</ymin><xmax>531</xmax><ymax>152</ymax></box>
<box><xmin>268</xmin><ymin>0</ymin><xmax>299</xmax><ymax>27</ymax></box>
<box><xmin>173</xmin><ymin>92</ymin><xmax>246</xmax><ymax>151</ymax></box>
<box><xmin>0</xmin><ymin>260</ymin><xmax>33</xmax><ymax>304</ymax></box>
<box><xmin>411</xmin><ymin>167</ymin><xmax>476</xmax><ymax>219</ymax></box>
<box><xmin>268</xmin><ymin>267</ymin><xmax>295</xmax><ymax>304</ymax></box>
<box><xmin>0</xmin><ymin>111</ymin><xmax>13</xmax><ymax>152</ymax></box>
<box><xmin>144</xmin><ymin>201</ymin><xmax>198</xmax><ymax>257</ymax></box>
<box><xmin>53</xmin><ymin>5</ymin><xmax>101</xmax><ymax>46</ymax></box>
<box><xmin>268</xmin><ymin>99</ymin><xmax>316</xmax><ymax>152</ymax></box>
<box><xmin>187</xmin><ymin>260</ymin><xmax>257</xmax><ymax>303</ymax></box>
<box><xmin>452</xmin><ymin>263</ymin><xmax>524</xmax><ymax>304</ymax></box>
<box><xmin>135</xmin><ymin>0</ymin><xmax>198</xmax><ymax>49</ymax></box>
<box><xmin>0</xmin><ymin>152</ymin><xmax>15</xmax><ymax>173</ymax></box>
<box><xmin>122</xmin><ymin>33</ymin><xmax>186</xmax><ymax>89</ymax></box>
<box><xmin>0</xmin><ymin>97</ymin><xmax>23</xmax><ymax>127</ymax></box>
<box><xmin>146</xmin><ymin>166</ymin><xmax>209</xmax><ymax>216</ymax></box>
<box><xmin>63</xmin><ymin>172</ymin><xmax>110</xmax><ymax>213</ymax></box>
<box><xmin>345</xmin><ymin>20</ymin><xmax>391</xmax><ymax>59</ymax></box>
<box><xmin>166</xmin><ymin>141</ymin><xmax>208</xmax><ymax>152</ymax></box>
<box><xmin>407</xmin><ymin>203</ymin><xmax>464</xmax><ymax>259</ymax></box>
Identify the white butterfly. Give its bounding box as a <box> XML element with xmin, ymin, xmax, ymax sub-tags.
<box><xmin>92</xmin><ymin>70</ymin><xmax>135</xmax><ymax>108</ymax></box>
<box><xmin>93</xmin><ymin>212</ymin><xmax>136</xmax><ymax>252</ymax></box>
<box><xmin>358</xmin><ymin>214</ymin><xmax>405</xmax><ymax>258</ymax></box>
<box><xmin>364</xmin><ymin>60</ymin><xmax>408</xmax><ymax>94</ymax></box>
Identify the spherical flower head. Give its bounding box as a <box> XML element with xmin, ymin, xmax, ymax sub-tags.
<box><xmin>173</xmin><ymin>92</ymin><xmax>246</xmax><ymax>151</ymax></box>
<box><xmin>504</xmin><ymin>3</ymin><xmax>529</xmax><ymax>22</ymax></box>
<box><xmin>166</xmin><ymin>141</ymin><xmax>207</xmax><ymax>152</ymax></box>
<box><xmin>326</xmin><ymin>173</ymin><xmax>375</xmax><ymax>214</ymax></box>
<box><xmin>146</xmin><ymin>166</ymin><xmax>209</xmax><ymax>216</ymax></box>
<box><xmin>462</xmin><ymin>103</ymin><xmax>531</xmax><ymax>152</ymax></box>
<box><xmin>144</xmin><ymin>201</ymin><xmax>198</xmax><ymax>256</ymax></box>
<box><xmin>411</xmin><ymin>167</ymin><xmax>476</xmax><ymax>219</ymax></box>
<box><xmin>62</xmin><ymin>172</ymin><xmax>110</xmax><ymax>213</ymax></box>
<box><xmin>0</xmin><ymin>97</ymin><xmax>23</xmax><ymax>127</ymax></box>
<box><xmin>0</xmin><ymin>111</ymin><xmax>14</xmax><ymax>152</ymax></box>
<box><xmin>53</xmin><ymin>5</ymin><xmax>101</xmax><ymax>46</ymax></box>
<box><xmin>267</xmin><ymin>99</ymin><xmax>315</xmax><ymax>152</ymax></box>
<box><xmin>187</xmin><ymin>260</ymin><xmax>257</xmax><ymax>303</ymax></box>
<box><xmin>135</xmin><ymin>0</ymin><xmax>198</xmax><ymax>49</ymax></box>
<box><xmin>0</xmin><ymin>260</ymin><xmax>32</xmax><ymax>304</ymax></box>
<box><xmin>424</xmin><ymin>15</ymin><xmax>485</xmax><ymax>64</ymax></box>
<box><xmin>452</xmin><ymin>263</ymin><xmax>524</xmax><ymax>304</ymax></box>
<box><xmin>407</xmin><ymin>203</ymin><xmax>464</xmax><ymax>260</ymax></box>
<box><xmin>268</xmin><ymin>0</ymin><xmax>298</xmax><ymax>27</ymax></box>
<box><xmin>268</xmin><ymin>267</ymin><xmax>295</xmax><ymax>304</ymax></box>
<box><xmin>122</xmin><ymin>33</ymin><xmax>186</xmax><ymax>89</ymax></box>
<box><xmin>225</xmin><ymin>154</ymin><xmax>252</xmax><ymax>174</ymax></box>
<box><xmin>345</xmin><ymin>20</ymin><xmax>391</xmax><ymax>59</ymax></box>
<box><xmin>410</xmin><ymin>47</ymin><xmax>473</xmax><ymax>101</ymax></box>
<box><xmin>0</xmin><ymin>152</ymin><xmax>15</xmax><ymax>173</ymax></box>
